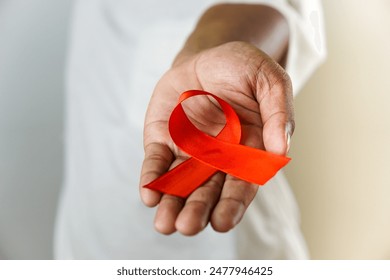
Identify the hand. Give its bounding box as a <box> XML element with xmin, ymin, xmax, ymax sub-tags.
<box><xmin>139</xmin><ymin>41</ymin><xmax>294</xmax><ymax>236</ymax></box>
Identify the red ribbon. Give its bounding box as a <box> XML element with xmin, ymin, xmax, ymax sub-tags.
<box><xmin>144</xmin><ymin>90</ymin><xmax>290</xmax><ymax>198</ymax></box>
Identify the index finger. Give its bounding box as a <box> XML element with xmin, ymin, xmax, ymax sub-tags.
<box><xmin>210</xmin><ymin>175</ymin><xmax>258</xmax><ymax>232</ymax></box>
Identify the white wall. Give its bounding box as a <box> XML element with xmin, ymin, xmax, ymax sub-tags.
<box><xmin>285</xmin><ymin>0</ymin><xmax>390</xmax><ymax>259</ymax></box>
<box><xmin>0</xmin><ymin>0</ymin><xmax>71</xmax><ymax>259</ymax></box>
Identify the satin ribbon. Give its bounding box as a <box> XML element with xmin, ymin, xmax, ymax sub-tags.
<box><xmin>144</xmin><ymin>90</ymin><xmax>290</xmax><ymax>198</ymax></box>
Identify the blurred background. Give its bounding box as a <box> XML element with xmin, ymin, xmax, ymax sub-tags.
<box><xmin>285</xmin><ymin>1</ymin><xmax>390</xmax><ymax>259</ymax></box>
<box><xmin>0</xmin><ymin>0</ymin><xmax>389</xmax><ymax>259</ymax></box>
<box><xmin>0</xmin><ymin>0</ymin><xmax>71</xmax><ymax>259</ymax></box>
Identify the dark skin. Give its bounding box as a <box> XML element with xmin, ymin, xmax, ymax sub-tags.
<box><xmin>139</xmin><ymin>4</ymin><xmax>294</xmax><ymax>236</ymax></box>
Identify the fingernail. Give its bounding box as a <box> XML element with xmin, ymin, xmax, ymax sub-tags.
<box><xmin>286</xmin><ymin>131</ymin><xmax>291</xmax><ymax>154</ymax></box>
<box><xmin>285</xmin><ymin>123</ymin><xmax>292</xmax><ymax>154</ymax></box>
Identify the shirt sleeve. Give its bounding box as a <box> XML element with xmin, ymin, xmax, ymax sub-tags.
<box><xmin>212</xmin><ymin>0</ymin><xmax>327</xmax><ymax>95</ymax></box>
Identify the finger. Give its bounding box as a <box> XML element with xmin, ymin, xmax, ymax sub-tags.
<box><xmin>139</xmin><ymin>142</ymin><xmax>174</xmax><ymax>207</ymax></box>
<box><xmin>210</xmin><ymin>175</ymin><xmax>258</xmax><ymax>232</ymax></box>
<box><xmin>154</xmin><ymin>194</ymin><xmax>185</xmax><ymax>235</ymax></box>
<box><xmin>175</xmin><ymin>172</ymin><xmax>225</xmax><ymax>236</ymax></box>
<box><xmin>257</xmin><ymin>66</ymin><xmax>294</xmax><ymax>155</ymax></box>
<box><xmin>153</xmin><ymin>156</ymin><xmax>190</xmax><ymax>234</ymax></box>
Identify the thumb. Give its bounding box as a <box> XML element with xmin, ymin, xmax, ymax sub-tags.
<box><xmin>257</xmin><ymin>69</ymin><xmax>294</xmax><ymax>155</ymax></box>
<box><xmin>263</xmin><ymin>118</ymin><xmax>294</xmax><ymax>155</ymax></box>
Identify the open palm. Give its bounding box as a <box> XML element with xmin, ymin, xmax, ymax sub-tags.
<box><xmin>140</xmin><ymin>42</ymin><xmax>294</xmax><ymax>235</ymax></box>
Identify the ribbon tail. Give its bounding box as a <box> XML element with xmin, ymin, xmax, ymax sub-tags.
<box><xmin>143</xmin><ymin>157</ymin><xmax>218</xmax><ymax>198</ymax></box>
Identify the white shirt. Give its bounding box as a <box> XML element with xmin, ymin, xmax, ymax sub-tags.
<box><xmin>54</xmin><ymin>0</ymin><xmax>326</xmax><ymax>259</ymax></box>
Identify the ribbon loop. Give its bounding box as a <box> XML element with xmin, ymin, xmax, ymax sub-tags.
<box><xmin>144</xmin><ymin>90</ymin><xmax>290</xmax><ymax>198</ymax></box>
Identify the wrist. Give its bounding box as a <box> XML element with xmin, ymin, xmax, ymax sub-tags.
<box><xmin>174</xmin><ymin>4</ymin><xmax>289</xmax><ymax>67</ymax></box>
